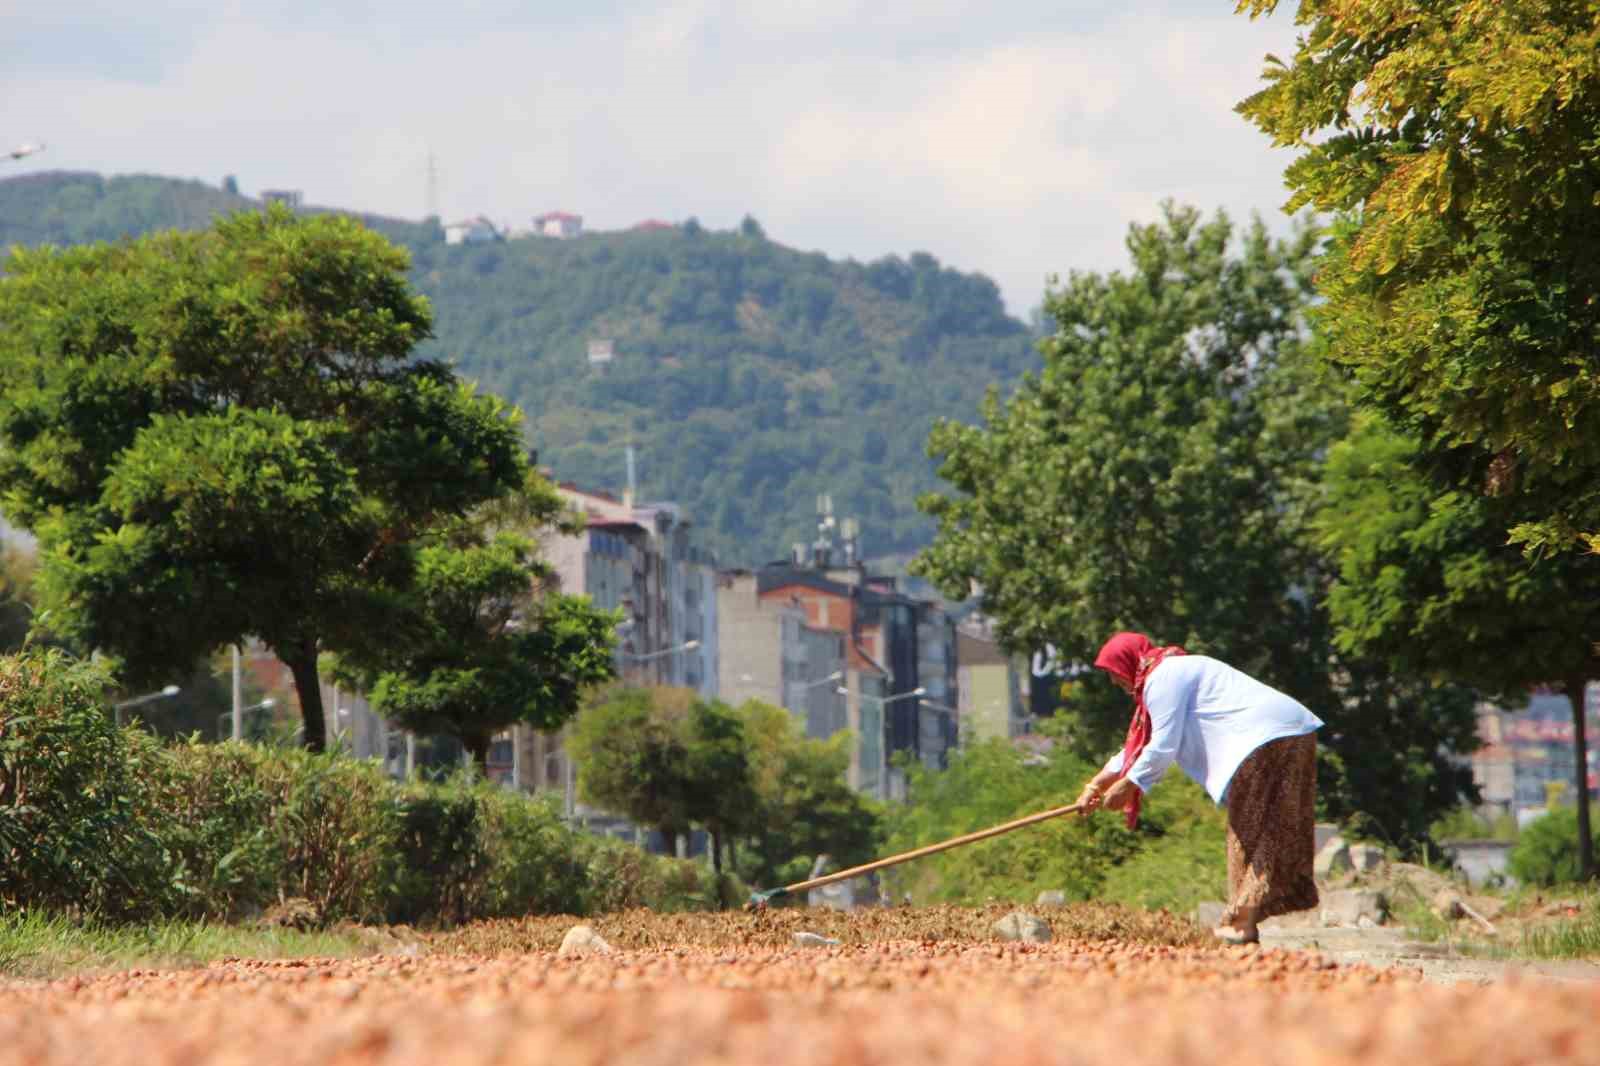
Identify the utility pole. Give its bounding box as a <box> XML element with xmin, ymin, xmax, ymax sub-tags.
<box><xmin>425</xmin><ymin>151</ymin><xmax>440</xmax><ymax>221</ymax></box>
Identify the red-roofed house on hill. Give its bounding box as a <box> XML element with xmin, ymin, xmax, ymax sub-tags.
<box><xmin>631</xmin><ymin>219</ymin><xmax>676</xmax><ymax>232</ymax></box>
<box><xmin>533</xmin><ymin>210</ymin><xmax>583</xmax><ymax>238</ymax></box>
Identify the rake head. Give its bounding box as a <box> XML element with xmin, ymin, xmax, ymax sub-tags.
<box><xmin>744</xmin><ymin>886</ymin><xmax>790</xmax><ymax>911</ymax></box>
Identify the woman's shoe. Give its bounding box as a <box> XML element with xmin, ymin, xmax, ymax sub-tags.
<box><xmin>1212</xmin><ymin>924</ymin><xmax>1259</xmax><ymax>945</ymax></box>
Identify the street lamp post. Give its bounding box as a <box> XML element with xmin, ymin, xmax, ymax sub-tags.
<box><xmin>617</xmin><ymin>638</ymin><xmax>701</xmax><ymax>664</ymax></box>
<box><xmin>217</xmin><ymin>699</ymin><xmax>275</xmax><ymax>742</ymax></box>
<box><xmin>113</xmin><ymin>684</ymin><xmax>181</xmax><ymax>728</ymax></box>
<box><xmin>617</xmin><ymin>638</ymin><xmax>701</xmax><ymax>685</ymax></box>
<box><xmin>837</xmin><ymin>685</ymin><xmax>925</xmax><ymax>799</ymax></box>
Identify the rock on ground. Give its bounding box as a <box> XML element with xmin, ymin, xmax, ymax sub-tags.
<box><xmin>1321</xmin><ymin>889</ymin><xmax>1387</xmax><ymax>928</ymax></box>
<box><xmin>1035</xmin><ymin>890</ymin><xmax>1067</xmax><ymax>907</ymax></box>
<box><xmin>792</xmin><ymin>932</ymin><xmax>842</xmax><ymax>948</ymax></box>
<box><xmin>1192</xmin><ymin>901</ymin><xmax>1227</xmax><ymax>928</ymax></box>
<box><xmin>557</xmin><ymin>925</ymin><xmax>614</xmax><ymax>957</ymax></box>
<box><xmin>1348</xmin><ymin>843</ymin><xmax>1385</xmax><ymax>872</ymax></box>
<box><xmin>1313</xmin><ymin>836</ymin><xmax>1352</xmax><ymax>879</ymax></box>
<box><xmin>993</xmin><ymin>911</ymin><xmax>1052</xmax><ymax>943</ymax></box>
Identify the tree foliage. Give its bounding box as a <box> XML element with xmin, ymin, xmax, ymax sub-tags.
<box><xmin>734</xmin><ymin>700</ymin><xmax>883</xmax><ymax>889</ymax></box>
<box><xmin>356</xmin><ymin>539</ymin><xmax>620</xmax><ymax>774</ymax></box>
<box><xmin>913</xmin><ymin>205</ymin><xmax>1478</xmax><ymax>852</ymax></box>
<box><xmin>0</xmin><ymin>207</ymin><xmax>527</xmax><ymax>750</ymax></box>
<box><xmin>570</xmin><ymin>688</ymin><xmax>880</xmax><ymax>885</ymax></box>
<box><xmin>916</xmin><ymin>205</ymin><xmax>1325</xmax><ymax>680</ymax></box>
<box><xmin>1236</xmin><ymin>0</ymin><xmax>1600</xmax><ymax>551</ymax></box>
<box><xmin>1318</xmin><ymin>413</ymin><xmax>1600</xmax><ymax>875</ymax></box>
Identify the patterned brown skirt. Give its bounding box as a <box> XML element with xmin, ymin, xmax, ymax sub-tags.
<box><xmin>1222</xmin><ymin>732</ymin><xmax>1319</xmax><ymax>927</ymax></box>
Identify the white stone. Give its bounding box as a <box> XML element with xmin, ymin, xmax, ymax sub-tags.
<box><xmin>1313</xmin><ymin>835</ymin><xmax>1352</xmax><ymax>879</ymax></box>
<box><xmin>992</xmin><ymin>911</ymin><xmax>1052</xmax><ymax>943</ymax></box>
<box><xmin>1193</xmin><ymin>901</ymin><xmax>1228</xmax><ymax>928</ymax></box>
<box><xmin>557</xmin><ymin>925</ymin><xmax>614</xmax><ymax>957</ymax></box>
<box><xmin>793</xmin><ymin>931</ymin><xmax>842</xmax><ymax>948</ymax></box>
<box><xmin>1035</xmin><ymin>890</ymin><xmax>1067</xmax><ymax>907</ymax></box>
<box><xmin>1348</xmin><ymin>843</ymin><xmax>1385</xmax><ymax>871</ymax></box>
<box><xmin>1319</xmin><ymin>889</ymin><xmax>1387</xmax><ymax>927</ymax></box>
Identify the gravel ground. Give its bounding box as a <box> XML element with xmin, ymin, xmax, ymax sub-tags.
<box><xmin>2</xmin><ymin>929</ymin><xmax>1597</xmax><ymax>1066</ymax></box>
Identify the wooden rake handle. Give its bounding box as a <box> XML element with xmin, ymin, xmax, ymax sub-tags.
<box><xmin>751</xmin><ymin>801</ymin><xmax>1084</xmax><ymax>906</ymax></box>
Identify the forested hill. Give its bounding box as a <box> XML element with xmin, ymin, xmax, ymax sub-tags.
<box><xmin>0</xmin><ymin>171</ymin><xmax>1043</xmax><ymax>564</ymax></box>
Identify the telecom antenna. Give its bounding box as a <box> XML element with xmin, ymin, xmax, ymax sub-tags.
<box><xmin>425</xmin><ymin>151</ymin><xmax>440</xmax><ymax>221</ymax></box>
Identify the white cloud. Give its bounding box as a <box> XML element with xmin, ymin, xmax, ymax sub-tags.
<box><xmin>1</xmin><ymin>1</ymin><xmax>1302</xmax><ymax>313</ymax></box>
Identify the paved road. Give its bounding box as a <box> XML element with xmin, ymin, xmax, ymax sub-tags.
<box><xmin>1260</xmin><ymin>922</ymin><xmax>1600</xmax><ymax>985</ymax></box>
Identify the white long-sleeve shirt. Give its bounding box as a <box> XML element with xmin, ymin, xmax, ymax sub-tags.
<box><xmin>1102</xmin><ymin>655</ymin><xmax>1322</xmax><ymax>805</ymax></box>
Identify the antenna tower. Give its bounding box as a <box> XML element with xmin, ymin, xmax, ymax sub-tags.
<box><xmin>425</xmin><ymin>151</ymin><xmax>440</xmax><ymax>221</ymax></box>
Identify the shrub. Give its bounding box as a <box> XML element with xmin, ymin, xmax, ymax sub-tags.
<box><xmin>881</xmin><ymin>734</ymin><xmax>1229</xmax><ymax>910</ymax></box>
<box><xmin>474</xmin><ymin>788</ymin><xmax>589</xmax><ymax>918</ymax></box>
<box><xmin>149</xmin><ymin>742</ymin><xmax>281</xmax><ymax>919</ymax></box>
<box><xmin>389</xmin><ymin>783</ymin><xmax>487</xmax><ymax>925</ymax></box>
<box><xmin>1</xmin><ymin>650</ymin><xmax>753</xmax><ymax>925</ymax></box>
<box><xmin>0</xmin><ymin>651</ymin><xmax>175</xmax><ymax>920</ymax></box>
<box><xmin>578</xmin><ymin>836</ymin><xmax>733</xmax><ymax>913</ymax></box>
<box><xmin>1508</xmin><ymin>806</ymin><xmax>1600</xmax><ymax>887</ymax></box>
<box><xmin>250</xmin><ymin>751</ymin><xmax>406</xmax><ymax>923</ymax></box>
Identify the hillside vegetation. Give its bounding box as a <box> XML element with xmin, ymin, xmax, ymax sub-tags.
<box><xmin>0</xmin><ymin>171</ymin><xmax>1040</xmax><ymax>563</ymax></box>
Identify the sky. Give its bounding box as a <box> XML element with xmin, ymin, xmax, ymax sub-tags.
<box><xmin>2</xmin><ymin>0</ymin><xmax>1305</xmax><ymax>316</ymax></box>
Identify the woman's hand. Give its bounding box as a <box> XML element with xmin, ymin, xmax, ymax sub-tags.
<box><xmin>1074</xmin><ymin>781</ymin><xmax>1103</xmax><ymax>814</ymax></box>
<box><xmin>1101</xmin><ymin>776</ymin><xmax>1141</xmax><ymax>812</ymax></box>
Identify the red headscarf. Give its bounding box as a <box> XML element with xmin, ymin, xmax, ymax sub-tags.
<box><xmin>1094</xmin><ymin>631</ymin><xmax>1186</xmax><ymax>828</ymax></box>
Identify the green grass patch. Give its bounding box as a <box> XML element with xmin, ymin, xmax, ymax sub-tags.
<box><xmin>0</xmin><ymin>911</ymin><xmax>374</xmax><ymax>980</ymax></box>
<box><xmin>1516</xmin><ymin>894</ymin><xmax>1600</xmax><ymax>960</ymax></box>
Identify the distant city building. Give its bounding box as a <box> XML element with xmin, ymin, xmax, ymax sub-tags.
<box><xmin>1469</xmin><ymin>686</ymin><xmax>1599</xmax><ymax>821</ymax></box>
<box><xmin>533</xmin><ymin>210</ymin><xmax>583</xmax><ymax>239</ymax></box>
<box><xmin>260</xmin><ymin>189</ymin><xmax>303</xmax><ymax>210</ymax></box>
<box><xmin>520</xmin><ymin>482</ymin><xmax>718</xmax><ymax>831</ymax></box>
<box><xmin>717</xmin><ymin>572</ymin><xmax>850</xmax><ymax>742</ymax></box>
<box><xmin>587</xmin><ymin>338</ymin><xmax>615</xmax><ymax>366</ymax></box>
<box><xmin>955</xmin><ymin>619</ymin><xmax>1031</xmax><ymax>745</ymax></box>
<box><xmin>719</xmin><ymin>499</ymin><xmax>958</xmax><ymax>800</ymax></box>
<box><xmin>444</xmin><ymin>216</ymin><xmax>499</xmax><ymax>245</ymax></box>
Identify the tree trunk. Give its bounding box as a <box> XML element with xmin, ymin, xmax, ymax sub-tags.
<box><xmin>463</xmin><ymin>733</ymin><xmax>492</xmax><ymax>778</ymax></box>
<box><xmin>1567</xmin><ymin>675</ymin><xmax>1594</xmax><ymax>881</ymax></box>
<box><xmin>710</xmin><ymin>829</ymin><xmax>723</xmax><ymax>876</ymax></box>
<box><xmin>283</xmin><ymin>642</ymin><xmax>327</xmax><ymax>754</ymax></box>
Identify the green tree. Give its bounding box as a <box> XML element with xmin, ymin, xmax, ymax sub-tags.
<box><xmin>913</xmin><ymin>205</ymin><xmax>1478</xmax><ymax>851</ymax></box>
<box><xmin>735</xmin><ymin>699</ymin><xmax>882</xmax><ymax>889</ymax></box>
<box><xmin>336</xmin><ymin>469</ymin><xmax>621</xmax><ymax>774</ymax></box>
<box><xmin>570</xmin><ymin>687</ymin><xmax>697</xmax><ymax>856</ymax></box>
<box><xmin>1318</xmin><ymin>414</ymin><xmax>1600</xmax><ymax>877</ymax></box>
<box><xmin>0</xmin><ymin>208</ymin><xmax>526</xmax><ymax>751</ymax></box>
<box><xmin>682</xmin><ymin>699</ymin><xmax>756</xmax><ymax>877</ymax></box>
<box><xmin>360</xmin><ymin>538</ymin><xmax>620</xmax><ymax>773</ymax></box>
<box><xmin>1235</xmin><ymin>0</ymin><xmax>1600</xmax><ymax>552</ymax></box>
<box><xmin>915</xmin><ymin>205</ymin><xmax>1324</xmax><ymax>687</ymax></box>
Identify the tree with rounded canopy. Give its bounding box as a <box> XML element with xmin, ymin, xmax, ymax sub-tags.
<box><xmin>1235</xmin><ymin>0</ymin><xmax>1600</xmax><ymax>552</ymax></box>
<box><xmin>0</xmin><ymin>207</ymin><xmax>526</xmax><ymax>750</ymax></box>
<box><xmin>330</xmin><ymin>471</ymin><xmax>621</xmax><ymax>773</ymax></box>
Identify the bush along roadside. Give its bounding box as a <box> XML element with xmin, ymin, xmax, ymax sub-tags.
<box><xmin>0</xmin><ymin>649</ymin><xmax>728</xmax><ymax>926</ymax></box>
